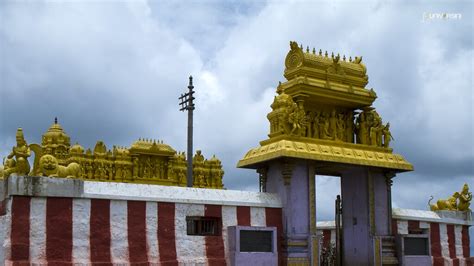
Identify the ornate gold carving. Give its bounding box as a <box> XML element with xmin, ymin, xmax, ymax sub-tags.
<box><xmin>244</xmin><ymin>38</ymin><xmax>410</xmax><ymax>165</ymax></box>
<box><xmin>284</xmin><ymin>42</ymin><xmax>368</xmax><ymax>88</ymax></box>
<box><xmin>238</xmin><ymin>138</ymin><xmax>413</xmax><ymax>171</ymax></box>
<box><xmin>39</xmin><ymin>154</ymin><xmax>81</xmax><ymax>178</ymax></box>
<box><xmin>2</xmin><ymin>121</ymin><xmax>225</xmax><ymax>189</ymax></box>
<box><xmin>264</xmin><ymin>41</ymin><xmax>398</xmax><ymax>156</ymax></box>
<box><xmin>429</xmin><ymin>183</ymin><xmax>472</xmax><ymax>211</ymax></box>
<box><xmin>285</xmin><ymin>41</ymin><xmax>304</xmax><ymax>70</ymax></box>
<box><xmin>355</xmin><ymin>108</ymin><xmax>392</xmax><ymax>148</ymax></box>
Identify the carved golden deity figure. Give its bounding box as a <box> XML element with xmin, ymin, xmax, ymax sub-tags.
<box><xmin>457</xmin><ymin>183</ymin><xmax>472</xmax><ymax>211</ymax></box>
<box><xmin>3</xmin><ymin>128</ymin><xmax>31</xmax><ymax>177</ymax></box>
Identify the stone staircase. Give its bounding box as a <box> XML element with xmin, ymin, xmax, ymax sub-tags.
<box><xmin>381</xmin><ymin>237</ymin><xmax>399</xmax><ymax>265</ymax></box>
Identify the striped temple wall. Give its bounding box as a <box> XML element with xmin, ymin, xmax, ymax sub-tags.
<box><xmin>1</xmin><ymin>176</ymin><xmax>472</xmax><ymax>265</ymax></box>
<box><xmin>0</xmin><ymin>176</ymin><xmax>282</xmax><ymax>265</ymax></box>
<box><xmin>317</xmin><ymin>209</ymin><xmax>473</xmax><ymax>266</ymax></box>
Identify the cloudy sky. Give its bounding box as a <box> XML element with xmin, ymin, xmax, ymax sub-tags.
<box><xmin>0</xmin><ymin>0</ymin><xmax>472</xmax><ymax>231</ymax></box>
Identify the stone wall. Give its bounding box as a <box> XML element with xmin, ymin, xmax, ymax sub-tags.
<box><xmin>0</xmin><ymin>176</ymin><xmax>282</xmax><ymax>265</ymax></box>
<box><xmin>317</xmin><ymin>208</ymin><xmax>473</xmax><ymax>266</ymax></box>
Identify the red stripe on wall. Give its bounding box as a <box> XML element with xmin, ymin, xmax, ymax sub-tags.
<box><xmin>452</xmin><ymin>258</ymin><xmax>460</xmax><ymax>266</ymax></box>
<box><xmin>432</xmin><ymin>257</ymin><xmax>444</xmax><ymax>266</ymax></box>
<box><xmin>127</xmin><ymin>201</ymin><xmax>148</xmax><ymax>264</ymax></box>
<box><xmin>205</xmin><ymin>205</ymin><xmax>226</xmax><ymax>266</ymax></box>
<box><xmin>158</xmin><ymin>202</ymin><xmax>178</xmax><ymax>266</ymax></box>
<box><xmin>236</xmin><ymin>206</ymin><xmax>251</xmax><ymax>226</ymax></box>
<box><xmin>462</xmin><ymin>225</ymin><xmax>470</xmax><ymax>258</ymax></box>
<box><xmin>391</xmin><ymin>219</ymin><xmax>398</xmax><ymax>235</ymax></box>
<box><xmin>430</xmin><ymin>223</ymin><xmax>442</xmax><ymax>260</ymax></box>
<box><xmin>407</xmin><ymin>220</ymin><xmax>420</xmax><ymax>233</ymax></box>
<box><xmin>10</xmin><ymin>196</ymin><xmax>30</xmax><ymax>263</ymax></box>
<box><xmin>322</xmin><ymin>230</ymin><xmax>331</xmax><ymax>250</ymax></box>
<box><xmin>265</xmin><ymin>208</ymin><xmax>283</xmax><ymax>266</ymax></box>
<box><xmin>90</xmin><ymin>199</ymin><xmax>112</xmax><ymax>265</ymax></box>
<box><xmin>46</xmin><ymin>198</ymin><xmax>73</xmax><ymax>263</ymax></box>
<box><xmin>447</xmin><ymin>224</ymin><xmax>456</xmax><ymax>259</ymax></box>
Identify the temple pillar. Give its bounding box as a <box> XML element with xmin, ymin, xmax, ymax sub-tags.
<box><xmin>339</xmin><ymin>167</ymin><xmax>392</xmax><ymax>266</ymax></box>
<box><xmin>266</xmin><ymin>159</ymin><xmax>312</xmax><ymax>265</ymax></box>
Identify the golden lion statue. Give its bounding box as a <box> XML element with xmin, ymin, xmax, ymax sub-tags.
<box><xmin>39</xmin><ymin>154</ymin><xmax>81</xmax><ymax>178</ymax></box>
<box><xmin>429</xmin><ymin>194</ymin><xmax>459</xmax><ymax>211</ymax></box>
<box><xmin>429</xmin><ymin>183</ymin><xmax>472</xmax><ymax>211</ymax></box>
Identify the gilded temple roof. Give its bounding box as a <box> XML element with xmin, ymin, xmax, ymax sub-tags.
<box><xmin>237</xmin><ymin>137</ymin><xmax>413</xmax><ymax>172</ymax></box>
<box><xmin>129</xmin><ymin>138</ymin><xmax>176</xmax><ymax>156</ymax></box>
<box><xmin>238</xmin><ymin>41</ymin><xmax>413</xmax><ymax>173</ymax></box>
<box><xmin>41</xmin><ymin>118</ymin><xmax>71</xmax><ymax>147</ymax></box>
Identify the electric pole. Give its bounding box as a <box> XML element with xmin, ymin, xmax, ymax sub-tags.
<box><xmin>179</xmin><ymin>76</ymin><xmax>195</xmax><ymax>187</ymax></box>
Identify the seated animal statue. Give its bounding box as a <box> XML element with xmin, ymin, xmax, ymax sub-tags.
<box><xmin>39</xmin><ymin>154</ymin><xmax>81</xmax><ymax>178</ymax></box>
<box><xmin>429</xmin><ymin>193</ymin><xmax>459</xmax><ymax>211</ymax></box>
<box><xmin>457</xmin><ymin>183</ymin><xmax>472</xmax><ymax>211</ymax></box>
<box><xmin>2</xmin><ymin>158</ymin><xmax>16</xmax><ymax>178</ymax></box>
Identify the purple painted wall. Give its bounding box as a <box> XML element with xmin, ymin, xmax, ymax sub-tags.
<box><xmin>228</xmin><ymin>226</ymin><xmax>278</xmax><ymax>266</ymax></box>
<box><xmin>373</xmin><ymin>171</ymin><xmax>390</xmax><ymax>236</ymax></box>
<box><xmin>341</xmin><ymin>167</ymin><xmax>371</xmax><ymax>266</ymax></box>
<box><xmin>266</xmin><ymin>161</ymin><xmax>311</xmax><ymax>260</ymax></box>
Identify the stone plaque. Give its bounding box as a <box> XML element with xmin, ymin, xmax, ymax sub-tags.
<box><xmin>240</xmin><ymin>230</ymin><xmax>273</xmax><ymax>252</ymax></box>
<box><xmin>404</xmin><ymin>237</ymin><xmax>429</xmax><ymax>255</ymax></box>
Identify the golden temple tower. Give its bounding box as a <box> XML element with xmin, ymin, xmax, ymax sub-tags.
<box><xmin>41</xmin><ymin>118</ymin><xmax>71</xmax><ymax>165</ymax></box>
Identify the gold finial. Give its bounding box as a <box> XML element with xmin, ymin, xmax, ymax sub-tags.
<box><xmin>319</xmin><ymin>49</ymin><xmax>322</xmax><ymax>55</ymax></box>
<box><xmin>312</xmin><ymin>48</ymin><xmax>316</xmax><ymax>54</ymax></box>
<box><xmin>349</xmin><ymin>56</ymin><xmax>352</xmax><ymax>62</ymax></box>
<box><xmin>306</xmin><ymin>46</ymin><xmax>309</xmax><ymax>53</ymax></box>
<box><xmin>54</xmin><ymin>117</ymin><xmax>58</xmax><ymax>124</ymax></box>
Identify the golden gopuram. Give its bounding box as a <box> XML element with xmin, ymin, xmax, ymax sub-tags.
<box><xmin>238</xmin><ymin>41</ymin><xmax>413</xmax><ymax>172</ymax></box>
<box><xmin>1</xmin><ymin>118</ymin><xmax>224</xmax><ymax>189</ymax></box>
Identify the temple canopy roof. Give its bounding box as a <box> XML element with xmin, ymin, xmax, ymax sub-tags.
<box><xmin>238</xmin><ymin>41</ymin><xmax>413</xmax><ymax>173</ymax></box>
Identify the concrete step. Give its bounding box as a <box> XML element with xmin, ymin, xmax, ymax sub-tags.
<box><xmin>381</xmin><ymin>236</ymin><xmax>399</xmax><ymax>266</ymax></box>
<box><xmin>382</xmin><ymin>256</ymin><xmax>399</xmax><ymax>264</ymax></box>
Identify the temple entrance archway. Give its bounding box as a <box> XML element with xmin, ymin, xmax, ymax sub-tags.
<box><xmin>238</xmin><ymin>41</ymin><xmax>413</xmax><ymax>265</ymax></box>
